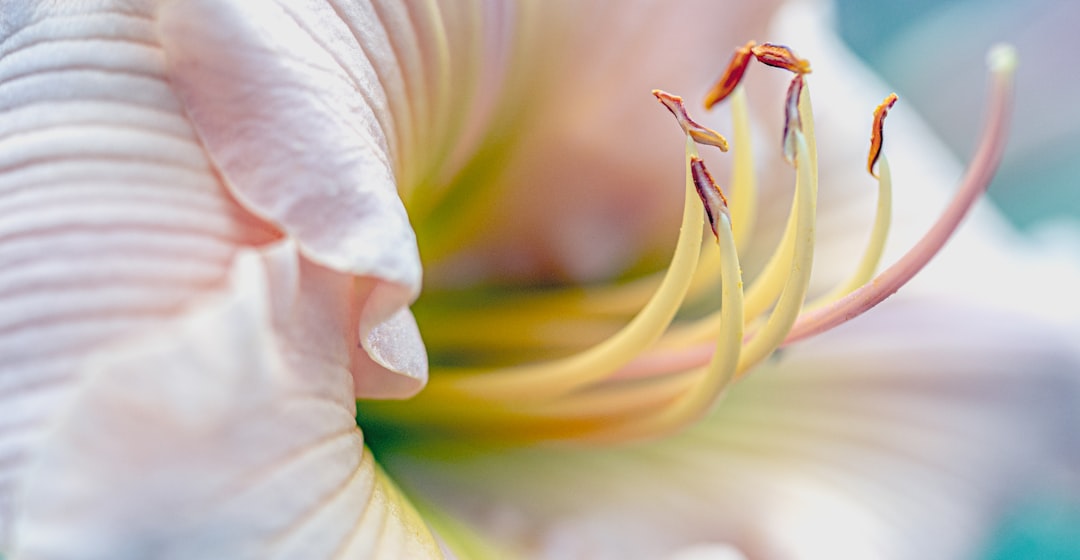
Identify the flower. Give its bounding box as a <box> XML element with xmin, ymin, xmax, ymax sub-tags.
<box><xmin>1</xmin><ymin>1</ymin><xmax>1077</xmax><ymax>560</ymax></box>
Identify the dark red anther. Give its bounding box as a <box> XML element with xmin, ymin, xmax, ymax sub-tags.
<box><xmin>690</xmin><ymin>156</ymin><xmax>730</xmax><ymax>241</ymax></box>
<box><xmin>704</xmin><ymin>41</ymin><xmax>756</xmax><ymax>109</ymax></box>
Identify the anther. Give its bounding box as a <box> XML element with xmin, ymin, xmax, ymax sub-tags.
<box><xmin>751</xmin><ymin>43</ymin><xmax>812</xmax><ymax>75</ymax></box>
<box><xmin>782</xmin><ymin>75</ymin><xmax>806</xmax><ymax>164</ymax></box>
<box><xmin>868</xmin><ymin>93</ymin><xmax>898</xmax><ymax>178</ymax></box>
<box><xmin>690</xmin><ymin>156</ymin><xmax>730</xmax><ymax>241</ymax></box>
<box><xmin>653</xmin><ymin>90</ymin><xmax>729</xmax><ymax>151</ymax></box>
<box><xmin>704</xmin><ymin>40</ymin><xmax>756</xmax><ymax>109</ymax></box>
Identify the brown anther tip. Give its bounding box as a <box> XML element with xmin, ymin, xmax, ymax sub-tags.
<box><xmin>704</xmin><ymin>40</ymin><xmax>757</xmax><ymax>109</ymax></box>
<box><xmin>867</xmin><ymin>92</ymin><xmax>899</xmax><ymax>178</ymax></box>
<box><xmin>751</xmin><ymin>43</ymin><xmax>812</xmax><ymax>75</ymax></box>
<box><xmin>781</xmin><ymin>75</ymin><xmax>806</xmax><ymax>165</ymax></box>
<box><xmin>690</xmin><ymin>156</ymin><xmax>730</xmax><ymax>241</ymax></box>
<box><xmin>654</xmin><ymin>89</ymin><xmax>729</xmax><ymax>151</ymax></box>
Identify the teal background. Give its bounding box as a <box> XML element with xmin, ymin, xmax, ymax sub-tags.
<box><xmin>837</xmin><ymin>0</ymin><xmax>1080</xmax><ymax>230</ymax></box>
<box><xmin>835</xmin><ymin>1</ymin><xmax>1080</xmax><ymax>557</ymax></box>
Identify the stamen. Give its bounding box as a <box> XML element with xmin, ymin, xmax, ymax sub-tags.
<box><xmin>734</xmin><ymin>128</ymin><xmax>816</xmax><ymax>378</ymax></box>
<box><xmin>803</xmin><ymin>95</ymin><xmax>896</xmax><ymax>310</ymax></box>
<box><xmin>785</xmin><ymin>44</ymin><xmax>1017</xmax><ymax>344</ymax></box>
<box><xmin>654</xmin><ymin>72</ymin><xmax>817</xmax><ymax>350</ymax></box>
<box><xmin>654</xmin><ymin>90</ymin><xmax>730</xmax><ymax>151</ymax></box>
<box><xmin>868</xmin><ymin>93</ymin><xmax>899</xmax><ymax>178</ymax></box>
<box><xmin>531</xmin><ymin>128</ymin><xmax>815</xmax><ymax>432</ymax></box>
<box><xmin>808</xmin><ymin>155</ymin><xmax>892</xmax><ymax>309</ymax></box>
<box><xmin>359</xmin><ymin>43</ymin><xmax>1016</xmax><ymax>447</ymax></box>
<box><xmin>591</xmin><ymin>207</ymin><xmax>744</xmax><ymax>442</ymax></box>
<box><xmin>418</xmin><ymin>137</ymin><xmax>705</xmax><ymax>402</ymax></box>
<box><xmin>743</xmin><ymin>80</ymin><xmax>816</xmax><ymax>328</ymax></box>
<box><xmin>751</xmin><ymin>43</ymin><xmax>812</xmax><ymax>75</ymax></box>
<box><xmin>691</xmin><ymin>156</ymin><xmax>730</xmax><ymax>240</ymax></box>
<box><xmin>704</xmin><ymin>40</ymin><xmax>756</xmax><ymax>109</ymax></box>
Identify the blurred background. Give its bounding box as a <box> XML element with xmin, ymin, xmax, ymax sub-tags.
<box><xmin>834</xmin><ymin>0</ymin><xmax>1080</xmax><ymax>557</ymax></box>
<box><xmin>837</xmin><ymin>0</ymin><xmax>1080</xmax><ymax>231</ymax></box>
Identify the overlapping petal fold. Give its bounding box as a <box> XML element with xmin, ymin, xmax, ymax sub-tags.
<box><xmin>158</xmin><ymin>0</ymin><xmax>430</xmax><ymax>398</ymax></box>
<box><xmin>0</xmin><ymin>3</ymin><xmax>278</xmax><ymax>545</ymax></box>
<box><xmin>0</xmin><ymin>0</ymin><xmax>455</xmax><ymax>547</ymax></box>
<box><xmin>11</xmin><ymin>244</ymin><xmax>442</xmax><ymax>559</ymax></box>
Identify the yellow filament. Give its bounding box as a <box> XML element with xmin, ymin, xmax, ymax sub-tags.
<box><xmin>417</xmin><ymin>101</ymin><xmax>748</xmax><ymax>348</ymax></box>
<box><xmin>734</xmin><ymin>128</ymin><xmax>816</xmax><ymax>378</ymax></box>
<box><xmin>656</xmin><ymin>83</ymin><xmax>809</xmax><ymax>349</ymax></box>
<box><xmin>368</xmin><ymin>76</ymin><xmax>831</xmax><ymax>442</ymax></box>
<box><xmin>589</xmin><ymin>211</ymin><xmax>744</xmax><ymax>442</ymax></box>
<box><xmin>537</xmin><ymin>210</ymin><xmax>747</xmax><ymax>433</ymax></box>
<box><xmin>644</xmin><ymin>88</ymin><xmax>756</xmax><ymax>326</ymax></box>
<box><xmin>646</xmin><ymin>86</ymin><xmax>754</xmax><ymax>350</ymax></box>
<box><xmin>740</xmin><ymin>206</ymin><xmax>793</xmax><ymax>322</ymax></box>
<box><xmin>729</xmin><ymin>86</ymin><xmax>757</xmax><ymax>251</ymax></box>
<box><xmin>527</xmin><ymin>89</ymin><xmax>812</xmax><ymax>433</ymax></box>
<box><xmin>415</xmin><ymin>86</ymin><xmax>760</xmax><ymax>344</ymax></box>
<box><xmin>738</xmin><ymin>84</ymin><xmax>818</xmax><ymax>327</ymax></box>
<box><xmin>808</xmin><ymin>155</ymin><xmax>892</xmax><ymax>310</ymax></box>
<box><xmin>418</xmin><ymin>137</ymin><xmax>705</xmax><ymax>402</ymax></box>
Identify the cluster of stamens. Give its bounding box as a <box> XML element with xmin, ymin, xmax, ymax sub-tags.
<box><xmin>361</xmin><ymin>43</ymin><xmax>1018</xmax><ymax>445</ymax></box>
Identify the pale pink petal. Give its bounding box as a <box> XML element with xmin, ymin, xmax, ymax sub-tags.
<box><xmin>0</xmin><ymin>4</ymin><xmax>277</xmax><ymax>546</ymax></box>
<box><xmin>0</xmin><ymin>1</ymin><xmax>437</xmax><ymax>546</ymax></box>
<box><xmin>10</xmin><ymin>246</ymin><xmax>442</xmax><ymax>559</ymax></box>
<box><xmin>157</xmin><ymin>0</ymin><xmax>434</xmax><ymax>397</ymax></box>
<box><xmin>156</xmin><ymin>0</ymin><xmax>417</xmax><ymax>291</ymax></box>
<box><xmin>355</xmin><ymin>306</ymin><xmax>430</xmax><ymax>399</ymax></box>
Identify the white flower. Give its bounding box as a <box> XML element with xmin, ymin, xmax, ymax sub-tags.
<box><xmin>0</xmin><ymin>1</ymin><xmax>1076</xmax><ymax>559</ymax></box>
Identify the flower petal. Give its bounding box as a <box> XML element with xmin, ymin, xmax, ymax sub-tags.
<box><xmin>384</xmin><ymin>301</ymin><xmax>1077</xmax><ymax>560</ymax></box>
<box><xmin>157</xmin><ymin>0</ymin><xmax>429</xmax><ymax>397</ymax></box>
<box><xmin>0</xmin><ymin>4</ymin><xmax>276</xmax><ymax>545</ymax></box>
<box><xmin>157</xmin><ymin>0</ymin><xmax>418</xmax><ymax>291</ymax></box>
<box><xmin>0</xmin><ymin>3</ymin><xmax>436</xmax><ymax>546</ymax></box>
<box><xmin>10</xmin><ymin>246</ymin><xmax>442</xmax><ymax>559</ymax></box>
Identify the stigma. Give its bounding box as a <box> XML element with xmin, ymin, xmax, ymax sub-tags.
<box><xmin>359</xmin><ymin>43</ymin><xmax>1019</xmax><ymax>444</ymax></box>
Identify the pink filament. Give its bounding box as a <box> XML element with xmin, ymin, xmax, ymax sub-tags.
<box><xmin>784</xmin><ymin>70</ymin><xmax>1014</xmax><ymax>344</ymax></box>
